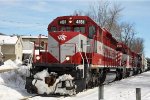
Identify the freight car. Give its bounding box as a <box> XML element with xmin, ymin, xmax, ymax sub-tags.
<box><xmin>25</xmin><ymin>15</ymin><xmax>143</xmax><ymax>95</ymax></box>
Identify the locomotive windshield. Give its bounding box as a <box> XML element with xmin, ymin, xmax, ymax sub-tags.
<box><xmin>49</xmin><ymin>26</ymin><xmax>85</xmax><ymax>34</ymax></box>
<box><xmin>49</xmin><ymin>18</ymin><xmax>86</xmax><ymax>34</ymax></box>
<box><xmin>74</xmin><ymin>27</ymin><xmax>85</xmax><ymax>33</ymax></box>
<box><xmin>48</xmin><ymin>17</ymin><xmax>98</xmax><ymax>39</ymax></box>
<box><xmin>49</xmin><ymin>26</ymin><xmax>57</xmax><ymax>32</ymax></box>
<box><xmin>61</xmin><ymin>26</ymin><xmax>71</xmax><ymax>31</ymax></box>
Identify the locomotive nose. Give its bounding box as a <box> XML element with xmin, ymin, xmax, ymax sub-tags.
<box><xmin>48</xmin><ymin>31</ymin><xmax>83</xmax><ymax>63</ymax></box>
<box><xmin>49</xmin><ymin>31</ymin><xmax>79</xmax><ymax>44</ymax></box>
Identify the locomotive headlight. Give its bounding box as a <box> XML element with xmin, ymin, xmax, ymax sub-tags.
<box><xmin>36</xmin><ymin>56</ymin><xmax>40</xmax><ymax>60</ymax></box>
<box><xmin>66</xmin><ymin>56</ymin><xmax>70</xmax><ymax>61</ymax></box>
<box><xmin>69</xmin><ymin>20</ymin><xmax>72</xmax><ymax>24</ymax></box>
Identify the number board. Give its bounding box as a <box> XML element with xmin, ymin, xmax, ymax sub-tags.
<box><xmin>74</xmin><ymin>19</ymin><xmax>86</xmax><ymax>25</ymax></box>
<box><xmin>59</xmin><ymin>19</ymin><xmax>67</xmax><ymax>25</ymax></box>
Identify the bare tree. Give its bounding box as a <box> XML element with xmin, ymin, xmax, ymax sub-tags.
<box><xmin>86</xmin><ymin>1</ymin><xmax>109</xmax><ymax>27</ymax></box>
<box><xmin>120</xmin><ymin>22</ymin><xmax>136</xmax><ymax>47</ymax></box>
<box><xmin>84</xmin><ymin>0</ymin><xmax>123</xmax><ymax>38</ymax></box>
<box><xmin>106</xmin><ymin>3</ymin><xmax>123</xmax><ymax>32</ymax></box>
<box><xmin>131</xmin><ymin>37</ymin><xmax>144</xmax><ymax>54</ymax></box>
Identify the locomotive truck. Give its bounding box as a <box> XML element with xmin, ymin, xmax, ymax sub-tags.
<box><xmin>25</xmin><ymin>15</ymin><xmax>142</xmax><ymax>95</ymax></box>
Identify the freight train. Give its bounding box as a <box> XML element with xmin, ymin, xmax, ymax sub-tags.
<box><xmin>25</xmin><ymin>15</ymin><xmax>143</xmax><ymax>95</ymax></box>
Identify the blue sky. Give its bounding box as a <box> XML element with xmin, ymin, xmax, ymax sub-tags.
<box><xmin>0</xmin><ymin>0</ymin><xmax>150</xmax><ymax>57</ymax></box>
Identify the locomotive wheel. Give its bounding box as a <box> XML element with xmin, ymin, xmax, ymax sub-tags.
<box><xmin>125</xmin><ymin>69</ymin><xmax>130</xmax><ymax>77</ymax></box>
<box><xmin>75</xmin><ymin>79</ymin><xmax>86</xmax><ymax>93</ymax></box>
<box><xmin>133</xmin><ymin>69</ymin><xmax>138</xmax><ymax>75</ymax></box>
<box><xmin>119</xmin><ymin>69</ymin><xmax>123</xmax><ymax>80</ymax></box>
<box><xmin>116</xmin><ymin>69</ymin><xmax>123</xmax><ymax>80</ymax></box>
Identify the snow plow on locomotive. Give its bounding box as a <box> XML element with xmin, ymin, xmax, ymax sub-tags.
<box><xmin>25</xmin><ymin>15</ymin><xmax>143</xmax><ymax>95</ymax></box>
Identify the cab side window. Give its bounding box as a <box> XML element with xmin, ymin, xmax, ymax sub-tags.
<box><xmin>88</xmin><ymin>25</ymin><xmax>96</xmax><ymax>39</ymax></box>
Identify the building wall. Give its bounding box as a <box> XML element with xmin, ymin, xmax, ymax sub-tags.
<box><xmin>1</xmin><ymin>45</ymin><xmax>15</xmax><ymax>61</ymax></box>
<box><xmin>144</xmin><ymin>58</ymin><xmax>147</xmax><ymax>71</ymax></box>
<box><xmin>3</xmin><ymin>54</ymin><xmax>16</xmax><ymax>61</ymax></box>
<box><xmin>1</xmin><ymin>36</ymin><xmax>23</xmax><ymax>61</ymax></box>
<box><xmin>22</xmin><ymin>36</ymin><xmax>48</xmax><ymax>57</ymax></box>
<box><xmin>22</xmin><ymin>41</ymin><xmax>34</xmax><ymax>50</ymax></box>
<box><xmin>15</xmin><ymin>37</ymin><xmax>23</xmax><ymax>61</ymax></box>
<box><xmin>1</xmin><ymin>45</ymin><xmax>15</xmax><ymax>54</ymax></box>
<box><xmin>141</xmin><ymin>54</ymin><xmax>148</xmax><ymax>71</ymax></box>
<box><xmin>0</xmin><ymin>46</ymin><xmax>3</xmax><ymax>62</ymax></box>
<box><xmin>22</xmin><ymin>37</ymin><xmax>48</xmax><ymax>43</ymax></box>
<box><xmin>22</xmin><ymin>36</ymin><xmax>48</xmax><ymax>61</ymax></box>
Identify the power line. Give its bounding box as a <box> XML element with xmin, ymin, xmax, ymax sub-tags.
<box><xmin>0</xmin><ymin>19</ymin><xmax>48</xmax><ymax>26</ymax></box>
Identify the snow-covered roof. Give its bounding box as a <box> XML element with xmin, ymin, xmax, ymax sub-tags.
<box><xmin>22</xmin><ymin>35</ymin><xmax>48</xmax><ymax>39</ymax></box>
<box><xmin>0</xmin><ymin>35</ymin><xmax>18</xmax><ymax>45</ymax></box>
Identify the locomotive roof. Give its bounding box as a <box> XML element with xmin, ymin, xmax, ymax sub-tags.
<box><xmin>56</xmin><ymin>15</ymin><xmax>91</xmax><ymax>20</ymax></box>
<box><xmin>48</xmin><ymin>15</ymin><xmax>98</xmax><ymax>26</ymax></box>
<box><xmin>102</xmin><ymin>28</ymin><xmax>118</xmax><ymax>43</ymax></box>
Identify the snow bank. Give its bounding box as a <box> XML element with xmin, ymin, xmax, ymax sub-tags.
<box><xmin>34</xmin><ymin>69</ymin><xmax>49</xmax><ymax>80</ymax></box>
<box><xmin>0</xmin><ymin>59</ymin><xmax>30</xmax><ymax>89</ymax></box>
<box><xmin>58</xmin><ymin>74</ymin><xmax>74</xmax><ymax>81</ymax></box>
<box><xmin>33</xmin><ymin>70</ymin><xmax>75</xmax><ymax>95</ymax></box>
<box><xmin>32</xmin><ymin>69</ymin><xmax>56</xmax><ymax>94</ymax></box>
<box><xmin>0</xmin><ymin>59</ymin><xmax>18</xmax><ymax>73</ymax></box>
<box><xmin>17</xmin><ymin>65</ymin><xmax>30</xmax><ymax>77</ymax></box>
<box><xmin>1</xmin><ymin>59</ymin><xmax>18</xmax><ymax>68</ymax></box>
<box><xmin>14</xmin><ymin>59</ymin><xmax>22</xmax><ymax>67</ymax></box>
<box><xmin>0</xmin><ymin>59</ymin><xmax>32</xmax><ymax>100</ymax></box>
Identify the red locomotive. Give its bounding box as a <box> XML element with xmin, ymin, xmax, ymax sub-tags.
<box><xmin>25</xmin><ymin>15</ymin><xmax>142</xmax><ymax>95</ymax></box>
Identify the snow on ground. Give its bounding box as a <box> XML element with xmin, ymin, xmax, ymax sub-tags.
<box><xmin>29</xmin><ymin>72</ymin><xmax>150</xmax><ymax>100</ymax></box>
<box><xmin>0</xmin><ymin>60</ymin><xmax>150</xmax><ymax>100</ymax></box>
<box><xmin>0</xmin><ymin>60</ymin><xmax>18</xmax><ymax>73</ymax></box>
<box><xmin>0</xmin><ymin>59</ymin><xmax>31</xmax><ymax>100</ymax></box>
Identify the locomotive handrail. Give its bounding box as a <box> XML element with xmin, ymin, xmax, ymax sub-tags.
<box><xmin>75</xmin><ymin>43</ymin><xmax>85</xmax><ymax>78</ymax></box>
<box><xmin>84</xmin><ymin>44</ymin><xmax>90</xmax><ymax>67</ymax></box>
<box><xmin>75</xmin><ymin>43</ymin><xmax>84</xmax><ymax>64</ymax></box>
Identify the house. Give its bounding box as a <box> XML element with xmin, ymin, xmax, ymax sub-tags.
<box><xmin>21</xmin><ymin>35</ymin><xmax>48</xmax><ymax>62</ymax></box>
<box><xmin>22</xmin><ymin>35</ymin><xmax>48</xmax><ymax>44</ymax></box>
<box><xmin>0</xmin><ymin>35</ymin><xmax>23</xmax><ymax>61</ymax></box>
